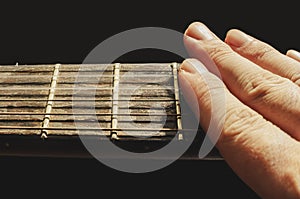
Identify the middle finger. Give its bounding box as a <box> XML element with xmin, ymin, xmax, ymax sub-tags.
<box><xmin>224</xmin><ymin>29</ymin><xmax>300</xmax><ymax>86</ymax></box>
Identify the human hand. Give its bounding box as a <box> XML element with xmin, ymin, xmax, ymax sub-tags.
<box><xmin>178</xmin><ymin>22</ymin><xmax>300</xmax><ymax>199</ymax></box>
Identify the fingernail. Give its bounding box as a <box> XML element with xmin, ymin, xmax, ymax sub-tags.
<box><xmin>226</xmin><ymin>29</ymin><xmax>253</xmax><ymax>47</ymax></box>
<box><xmin>180</xmin><ymin>59</ymin><xmax>208</xmax><ymax>74</ymax></box>
<box><xmin>194</xmin><ymin>23</ymin><xmax>214</xmax><ymax>40</ymax></box>
<box><xmin>287</xmin><ymin>49</ymin><xmax>300</xmax><ymax>61</ymax></box>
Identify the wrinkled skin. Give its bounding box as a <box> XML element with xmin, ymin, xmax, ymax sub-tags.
<box><xmin>179</xmin><ymin>22</ymin><xmax>300</xmax><ymax>199</ymax></box>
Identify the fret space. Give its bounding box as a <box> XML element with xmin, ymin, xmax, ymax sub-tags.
<box><xmin>112</xmin><ymin>63</ymin><xmax>178</xmax><ymax>139</ymax></box>
<box><xmin>48</xmin><ymin>64</ymin><xmax>113</xmax><ymax>136</ymax></box>
<box><xmin>0</xmin><ymin>64</ymin><xmax>54</xmax><ymax>135</ymax></box>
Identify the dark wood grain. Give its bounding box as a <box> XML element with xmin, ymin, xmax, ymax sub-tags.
<box><xmin>0</xmin><ymin>63</ymin><xmax>178</xmax><ymax>137</ymax></box>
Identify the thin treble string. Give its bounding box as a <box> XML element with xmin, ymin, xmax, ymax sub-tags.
<box><xmin>0</xmin><ymin>112</ymin><xmax>181</xmax><ymax>116</ymax></box>
<box><xmin>0</xmin><ymin>99</ymin><xmax>178</xmax><ymax>102</ymax></box>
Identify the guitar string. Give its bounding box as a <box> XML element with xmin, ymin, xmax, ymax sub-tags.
<box><xmin>0</xmin><ymin>87</ymin><xmax>176</xmax><ymax>90</ymax></box>
<box><xmin>0</xmin><ymin>74</ymin><xmax>173</xmax><ymax>78</ymax></box>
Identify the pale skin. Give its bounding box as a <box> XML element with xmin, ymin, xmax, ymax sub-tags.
<box><xmin>178</xmin><ymin>22</ymin><xmax>300</xmax><ymax>199</ymax></box>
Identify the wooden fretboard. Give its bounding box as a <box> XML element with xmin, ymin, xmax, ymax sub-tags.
<box><xmin>0</xmin><ymin>63</ymin><xmax>221</xmax><ymax>159</ymax></box>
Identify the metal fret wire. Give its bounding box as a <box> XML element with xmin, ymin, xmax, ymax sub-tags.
<box><xmin>40</xmin><ymin>64</ymin><xmax>60</xmax><ymax>138</ymax></box>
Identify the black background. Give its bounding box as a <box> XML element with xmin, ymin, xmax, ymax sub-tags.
<box><xmin>0</xmin><ymin>1</ymin><xmax>298</xmax><ymax>198</ymax></box>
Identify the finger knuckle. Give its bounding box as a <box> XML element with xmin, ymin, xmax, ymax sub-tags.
<box><xmin>220</xmin><ymin>106</ymin><xmax>264</xmax><ymax>143</ymax></box>
<box><xmin>241</xmin><ymin>72</ymin><xmax>291</xmax><ymax>104</ymax></box>
<box><xmin>204</xmin><ymin>41</ymin><xmax>235</xmax><ymax>66</ymax></box>
<box><xmin>243</xmin><ymin>40</ymin><xmax>276</xmax><ymax>61</ymax></box>
<box><xmin>290</xmin><ymin>72</ymin><xmax>300</xmax><ymax>86</ymax></box>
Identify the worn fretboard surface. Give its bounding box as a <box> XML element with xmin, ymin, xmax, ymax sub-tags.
<box><xmin>0</xmin><ymin>63</ymin><xmax>221</xmax><ymax>159</ymax></box>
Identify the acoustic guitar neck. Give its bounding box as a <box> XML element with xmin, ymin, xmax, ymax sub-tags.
<box><xmin>0</xmin><ymin>63</ymin><xmax>221</xmax><ymax>160</ymax></box>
